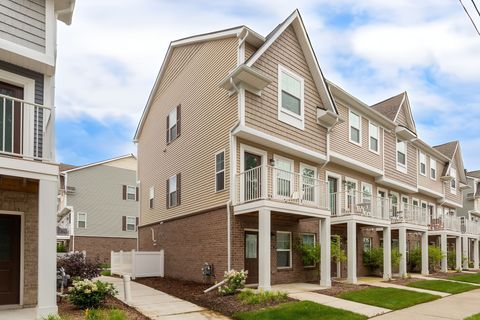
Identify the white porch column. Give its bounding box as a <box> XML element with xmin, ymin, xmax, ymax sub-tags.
<box><xmin>456</xmin><ymin>236</ymin><xmax>462</xmax><ymax>271</ymax></box>
<box><xmin>421</xmin><ymin>231</ymin><xmax>429</xmax><ymax>275</ymax></box>
<box><xmin>320</xmin><ymin>216</ymin><xmax>331</xmax><ymax>288</ymax></box>
<box><xmin>37</xmin><ymin>179</ymin><xmax>58</xmax><ymax>318</ymax></box>
<box><xmin>398</xmin><ymin>227</ymin><xmax>407</xmax><ymax>278</ymax></box>
<box><xmin>258</xmin><ymin>208</ymin><xmax>271</xmax><ymax>291</ymax></box>
<box><xmin>474</xmin><ymin>239</ymin><xmax>479</xmax><ymax>270</ymax></box>
<box><xmin>440</xmin><ymin>233</ymin><xmax>448</xmax><ymax>272</ymax></box>
<box><xmin>383</xmin><ymin>226</ymin><xmax>392</xmax><ymax>280</ymax></box>
<box><xmin>462</xmin><ymin>237</ymin><xmax>469</xmax><ymax>270</ymax></box>
<box><xmin>347</xmin><ymin>221</ymin><xmax>357</xmax><ymax>284</ymax></box>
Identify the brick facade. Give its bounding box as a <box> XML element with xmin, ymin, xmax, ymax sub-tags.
<box><xmin>71</xmin><ymin>236</ymin><xmax>137</xmax><ymax>264</ymax></box>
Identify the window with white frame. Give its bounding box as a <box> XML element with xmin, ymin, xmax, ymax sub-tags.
<box><xmin>345</xmin><ymin>178</ymin><xmax>357</xmax><ymax>212</ymax></box>
<box><xmin>274</xmin><ymin>156</ymin><xmax>293</xmax><ymax>198</ymax></box>
<box><xmin>419</xmin><ymin>151</ymin><xmax>426</xmax><ymax>176</ymax></box>
<box><xmin>361</xmin><ymin>183</ymin><xmax>373</xmax><ymax>215</ymax></box>
<box><xmin>215</xmin><ymin>151</ymin><xmax>225</xmax><ymax>192</ymax></box>
<box><xmin>390</xmin><ymin>192</ymin><xmax>399</xmax><ymax>215</ymax></box>
<box><xmin>349</xmin><ymin>111</ymin><xmax>361</xmax><ymax>145</ymax></box>
<box><xmin>278</xmin><ymin>65</ymin><xmax>304</xmax><ymax>129</ymax></box>
<box><xmin>302</xmin><ymin>234</ymin><xmax>316</xmax><ymax>267</ymax></box>
<box><xmin>430</xmin><ymin>158</ymin><xmax>437</xmax><ymax>180</ymax></box>
<box><xmin>77</xmin><ymin>212</ymin><xmax>87</xmax><ymax>229</ymax></box>
<box><xmin>276</xmin><ymin>231</ymin><xmax>292</xmax><ymax>268</ymax></box>
<box><xmin>396</xmin><ymin>140</ymin><xmax>407</xmax><ymax>171</ymax></box>
<box><xmin>127</xmin><ymin>186</ymin><xmax>136</xmax><ymax>201</ymax></box>
<box><xmin>369</xmin><ymin>122</ymin><xmax>379</xmax><ymax>153</ymax></box>
<box><xmin>412</xmin><ymin>198</ymin><xmax>419</xmax><ymax>207</ymax></box>
<box><xmin>168</xmin><ymin>175</ymin><xmax>178</xmax><ymax>207</ymax></box>
<box><xmin>363</xmin><ymin>237</ymin><xmax>373</xmax><ymax>252</ymax></box>
<box><xmin>149</xmin><ymin>186</ymin><xmax>154</xmax><ymax>209</ymax></box>
<box><xmin>450</xmin><ymin>168</ymin><xmax>457</xmax><ymax>194</ymax></box>
<box><xmin>167</xmin><ymin>105</ymin><xmax>180</xmax><ymax>143</ymax></box>
<box><xmin>126</xmin><ymin>216</ymin><xmax>136</xmax><ymax>231</ymax></box>
<box><xmin>401</xmin><ymin>195</ymin><xmax>409</xmax><ymax>211</ymax></box>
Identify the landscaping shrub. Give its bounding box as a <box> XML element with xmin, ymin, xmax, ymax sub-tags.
<box><xmin>85</xmin><ymin>308</ymin><xmax>127</xmax><ymax>320</ymax></box>
<box><xmin>57</xmin><ymin>243</ymin><xmax>67</xmax><ymax>253</ymax></box>
<box><xmin>363</xmin><ymin>247</ymin><xmax>402</xmax><ymax>274</ymax></box>
<box><xmin>331</xmin><ymin>236</ymin><xmax>347</xmax><ymax>265</ymax></box>
<box><xmin>68</xmin><ymin>279</ymin><xmax>117</xmax><ymax>309</ymax></box>
<box><xmin>408</xmin><ymin>247</ymin><xmax>421</xmax><ymax>272</ymax></box>
<box><xmin>429</xmin><ymin>245</ymin><xmax>444</xmax><ymax>272</ymax></box>
<box><xmin>237</xmin><ymin>289</ymin><xmax>288</xmax><ymax>305</ymax></box>
<box><xmin>218</xmin><ymin>270</ymin><xmax>248</xmax><ymax>295</ymax></box>
<box><xmin>447</xmin><ymin>250</ymin><xmax>456</xmax><ymax>270</ymax></box>
<box><xmin>58</xmin><ymin>253</ymin><xmax>101</xmax><ymax>282</ymax></box>
<box><xmin>295</xmin><ymin>241</ymin><xmax>321</xmax><ymax>266</ymax></box>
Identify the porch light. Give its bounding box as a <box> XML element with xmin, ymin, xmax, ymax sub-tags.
<box><xmin>269</xmin><ymin>159</ymin><xmax>276</xmax><ymax>166</ymax></box>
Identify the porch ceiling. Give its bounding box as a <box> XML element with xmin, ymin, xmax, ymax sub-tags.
<box><xmin>0</xmin><ymin>175</ymin><xmax>38</xmax><ymax>193</ymax></box>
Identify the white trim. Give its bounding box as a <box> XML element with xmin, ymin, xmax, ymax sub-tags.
<box><xmin>0</xmin><ymin>210</ymin><xmax>24</xmax><ymax>306</ymax></box>
<box><xmin>361</xmin><ymin>182</ymin><xmax>373</xmax><ymax>202</ymax></box>
<box><xmin>125</xmin><ymin>216</ymin><xmax>136</xmax><ymax>232</ymax></box>
<box><xmin>277</xmin><ymin>65</ymin><xmax>305</xmax><ymax>130</ymax></box>
<box><xmin>430</xmin><ymin>157</ymin><xmax>437</xmax><ymax>181</ymax></box>
<box><xmin>348</xmin><ymin>109</ymin><xmax>362</xmax><ymax>146</ymax></box>
<box><xmin>126</xmin><ymin>185</ymin><xmax>136</xmax><ymax>201</ymax></box>
<box><xmin>300</xmin><ymin>162</ymin><xmax>318</xmax><ymax>205</ymax></box>
<box><xmin>329</xmin><ymin>151</ymin><xmax>383</xmax><ymax>176</ymax></box>
<box><xmin>396</xmin><ymin>139</ymin><xmax>408</xmax><ymax>173</ymax></box>
<box><xmin>149</xmin><ymin>186</ymin><xmax>155</xmax><ymax>209</ymax></box>
<box><xmin>390</xmin><ymin>191</ymin><xmax>400</xmax><ymax>211</ymax></box>
<box><xmin>401</xmin><ymin>194</ymin><xmax>410</xmax><ymax>206</ymax></box>
<box><xmin>61</xmin><ymin>154</ymin><xmax>135</xmax><ymax>173</ymax></box>
<box><xmin>368</xmin><ymin>121</ymin><xmax>380</xmax><ymax>154</ymax></box>
<box><xmin>418</xmin><ymin>185</ymin><xmax>444</xmax><ymax>199</ymax></box>
<box><xmin>276</xmin><ymin>231</ymin><xmax>292</xmax><ymax>269</ymax></box>
<box><xmin>419</xmin><ymin>151</ymin><xmax>427</xmax><ymax>176</ymax></box>
<box><xmin>214</xmin><ymin>149</ymin><xmax>226</xmax><ymax>193</ymax></box>
<box><xmin>77</xmin><ymin>212</ymin><xmax>87</xmax><ymax>229</ymax></box>
<box><xmin>412</xmin><ymin>198</ymin><xmax>420</xmax><ymax>207</ymax></box>
<box><xmin>375</xmin><ymin>176</ymin><xmax>418</xmax><ymax>193</ymax></box>
<box><xmin>239</xmin><ymin>143</ymin><xmax>268</xmax><ymax>203</ymax></box>
<box><xmin>273</xmin><ymin>154</ymin><xmax>294</xmax><ymax>200</ymax></box>
<box><xmin>168</xmin><ymin>175</ymin><xmax>178</xmax><ymax>207</ymax></box>
<box><xmin>393</xmin><ymin>93</ymin><xmax>407</xmax><ymax>123</ymax></box>
<box><xmin>326</xmin><ymin>171</ymin><xmax>342</xmax><ymax>216</ymax></box>
<box><xmin>450</xmin><ymin>167</ymin><xmax>457</xmax><ymax>195</ymax></box>
<box><xmin>377</xmin><ymin>187</ymin><xmax>388</xmax><ymax>198</ymax></box>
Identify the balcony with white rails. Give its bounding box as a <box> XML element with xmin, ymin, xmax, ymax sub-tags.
<box><xmin>391</xmin><ymin>203</ymin><xmax>429</xmax><ymax>226</ymax></box>
<box><xmin>0</xmin><ymin>94</ymin><xmax>52</xmax><ymax>161</ymax></box>
<box><xmin>330</xmin><ymin>191</ymin><xmax>390</xmax><ymax>221</ymax></box>
<box><xmin>234</xmin><ymin>165</ymin><xmax>330</xmax><ymax>215</ymax></box>
<box><xmin>461</xmin><ymin>217</ymin><xmax>480</xmax><ymax>236</ymax></box>
<box><xmin>429</xmin><ymin>214</ymin><xmax>462</xmax><ymax>233</ymax></box>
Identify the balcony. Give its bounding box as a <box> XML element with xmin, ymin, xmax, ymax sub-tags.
<box><xmin>461</xmin><ymin>217</ymin><xmax>480</xmax><ymax>235</ymax></box>
<box><xmin>234</xmin><ymin>165</ymin><xmax>330</xmax><ymax>211</ymax></box>
<box><xmin>330</xmin><ymin>191</ymin><xmax>390</xmax><ymax>221</ymax></box>
<box><xmin>429</xmin><ymin>214</ymin><xmax>462</xmax><ymax>233</ymax></box>
<box><xmin>391</xmin><ymin>203</ymin><xmax>429</xmax><ymax>226</ymax></box>
<box><xmin>0</xmin><ymin>94</ymin><xmax>52</xmax><ymax>161</ymax></box>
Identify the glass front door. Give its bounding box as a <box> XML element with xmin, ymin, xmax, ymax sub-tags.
<box><xmin>328</xmin><ymin>177</ymin><xmax>338</xmax><ymax>215</ymax></box>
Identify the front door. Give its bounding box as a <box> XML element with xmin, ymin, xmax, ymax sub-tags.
<box><xmin>0</xmin><ymin>214</ymin><xmax>21</xmax><ymax>305</ymax></box>
<box><xmin>244</xmin><ymin>231</ymin><xmax>258</xmax><ymax>284</ymax></box>
<box><xmin>244</xmin><ymin>152</ymin><xmax>262</xmax><ymax>201</ymax></box>
<box><xmin>0</xmin><ymin>81</ymin><xmax>24</xmax><ymax>155</ymax></box>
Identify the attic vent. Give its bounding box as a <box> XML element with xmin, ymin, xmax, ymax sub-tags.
<box><xmin>66</xmin><ymin>186</ymin><xmax>76</xmax><ymax>194</ymax></box>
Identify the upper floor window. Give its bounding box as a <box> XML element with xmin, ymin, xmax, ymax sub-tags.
<box><xmin>77</xmin><ymin>212</ymin><xmax>87</xmax><ymax>229</ymax></box>
<box><xmin>450</xmin><ymin>168</ymin><xmax>457</xmax><ymax>194</ymax></box>
<box><xmin>123</xmin><ymin>216</ymin><xmax>137</xmax><ymax>232</ymax></box>
<box><xmin>396</xmin><ymin>139</ymin><xmax>407</xmax><ymax>172</ymax></box>
<box><xmin>215</xmin><ymin>151</ymin><xmax>225</xmax><ymax>192</ymax></box>
<box><xmin>430</xmin><ymin>158</ymin><xmax>437</xmax><ymax>180</ymax></box>
<box><xmin>127</xmin><ymin>186</ymin><xmax>136</xmax><ymax>200</ymax></box>
<box><xmin>278</xmin><ymin>65</ymin><xmax>304</xmax><ymax>129</ymax></box>
<box><xmin>419</xmin><ymin>151</ymin><xmax>426</xmax><ymax>176</ymax></box>
<box><xmin>149</xmin><ymin>186</ymin><xmax>155</xmax><ymax>209</ymax></box>
<box><xmin>368</xmin><ymin>122</ymin><xmax>379</xmax><ymax>153</ymax></box>
<box><xmin>166</xmin><ymin>105</ymin><xmax>181</xmax><ymax>144</ymax></box>
<box><xmin>167</xmin><ymin>174</ymin><xmax>181</xmax><ymax>208</ymax></box>
<box><xmin>349</xmin><ymin>111</ymin><xmax>361</xmax><ymax>145</ymax></box>
<box><xmin>274</xmin><ymin>156</ymin><xmax>294</xmax><ymax>198</ymax></box>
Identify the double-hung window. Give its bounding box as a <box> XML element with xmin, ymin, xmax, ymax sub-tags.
<box><xmin>396</xmin><ymin>140</ymin><xmax>407</xmax><ymax>172</ymax></box>
<box><xmin>215</xmin><ymin>151</ymin><xmax>225</xmax><ymax>192</ymax></box>
<box><xmin>450</xmin><ymin>168</ymin><xmax>457</xmax><ymax>194</ymax></box>
<box><xmin>278</xmin><ymin>65</ymin><xmax>304</xmax><ymax>129</ymax></box>
<box><xmin>430</xmin><ymin>158</ymin><xmax>437</xmax><ymax>180</ymax></box>
<box><xmin>166</xmin><ymin>105</ymin><xmax>181</xmax><ymax>143</ymax></box>
<box><xmin>349</xmin><ymin>111</ymin><xmax>361</xmax><ymax>145</ymax></box>
<box><xmin>125</xmin><ymin>216</ymin><xmax>136</xmax><ymax>232</ymax></box>
<box><xmin>167</xmin><ymin>174</ymin><xmax>181</xmax><ymax>208</ymax></box>
<box><xmin>77</xmin><ymin>212</ymin><xmax>87</xmax><ymax>229</ymax></box>
<box><xmin>419</xmin><ymin>151</ymin><xmax>426</xmax><ymax>176</ymax></box>
<box><xmin>127</xmin><ymin>186</ymin><xmax>136</xmax><ymax>201</ymax></box>
<box><xmin>276</xmin><ymin>231</ymin><xmax>292</xmax><ymax>268</ymax></box>
<box><xmin>369</xmin><ymin>122</ymin><xmax>379</xmax><ymax>153</ymax></box>
<box><xmin>149</xmin><ymin>186</ymin><xmax>154</xmax><ymax>209</ymax></box>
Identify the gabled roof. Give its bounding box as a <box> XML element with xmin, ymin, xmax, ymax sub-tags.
<box><xmin>433</xmin><ymin>140</ymin><xmax>467</xmax><ymax>184</ymax></box>
<box><xmin>61</xmin><ymin>154</ymin><xmax>136</xmax><ymax>174</ymax></box>
<box><xmin>59</xmin><ymin>163</ymin><xmax>77</xmax><ymax>172</ymax></box>
<box><xmin>433</xmin><ymin>141</ymin><xmax>458</xmax><ymax>159</ymax></box>
<box><xmin>467</xmin><ymin>170</ymin><xmax>480</xmax><ymax>179</ymax></box>
<box><xmin>370</xmin><ymin>91</ymin><xmax>416</xmax><ymax>133</ymax></box>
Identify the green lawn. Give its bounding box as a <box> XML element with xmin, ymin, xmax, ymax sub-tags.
<box><xmin>407</xmin><ymin>280</ymin><xmax>478</xmax><ymax>294</ymax></box>
<box><xmin>232</xmin><ymin>301</ymin><xmax>367</xmax><ymax>320</ymax></box>
<box><xmin>448</xmin><ymin>273</ymin><xmax>480</xmax><ymax>284</ymax></box>
<box><xmin>337</xmin><ymin>287</ymin><xmax>440</xmax><ymax>310</ymax></box>
<box><xmin>465</xmin><ymin>313</ymin><xmax>480</xmax><ymax>320</ymax></box>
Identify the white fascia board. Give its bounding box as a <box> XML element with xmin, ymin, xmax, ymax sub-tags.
<box><xmin>418</xmin><ymin>185</ymin><xmax>444</xmax><ymax>199</ymax></box>
<box><xmin>412</xmin><ymin>139</ymin><xmax>450</xmax><ymax>163</ymax></box>
<box><xmin>0</xmin><ymin>157</ymin><xmax>58</xmax><ymax>180</ymax></box>
<box><xmin>62</xmin><ymin>154</ymin><xmax>135</xmax><ymax>173</ymax></box>
<box><xmin>375</xmin><ymin>176</ymin><xmax>418</xmax><ymax>193</ymax></box>
<box><xmin>440</xmin><ymin>199</ymin><xmax>463</xmax><ymax>209</ymax></box>
<box><xmin>329</xmin><ymin>151</ymin><xmax>384</xmax><ymax>177</ymax></box>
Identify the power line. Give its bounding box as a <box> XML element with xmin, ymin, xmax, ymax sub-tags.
<box><xmin>471</xmin><ymin>0</ymin><xmax>480</xmax><ymax>18</ymax></box>
<box><xmin>458</xmin><ymin>0</ymin><xmax>480</xmax><ymax>36</ymax></box>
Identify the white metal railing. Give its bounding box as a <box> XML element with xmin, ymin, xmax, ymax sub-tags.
<box><xmin>330</xmin><ymin>191</ymin><xmax>390</xmax><ymax>220</ymax></box>
<box><xmin>391</xmin><ymin>202</ymin><xmax>429</xmax><ymax>226</ymax></box>
<box><xmin>429</xmin><ymin>214</ymin><xmax>462</xmax><ymax>232</ymax></box>
<box><xmin>0</xmin><ymin>94</ymin><xmax>52</xmax><ymax>160</ymax></box>
<box><xmin>235</xmin><ymin>165</ymin><xmax>329</xmax><ymax>210</ymax></box>
<box><xmin>461</xmin><ymin>217</ymin><xmax>480</xmax><ymax>235</ymax></box>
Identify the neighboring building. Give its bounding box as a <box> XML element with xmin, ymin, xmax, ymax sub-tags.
<box><xmin>57</xmin><ymin>155</ymin><xmax>139</xmax><ymax>263</ymax></box>
<box><xmin>0</xmin><ymin>0</ymin><xmax>75</xmax><ymax>317</ymax></box>
<box><xmin>459</xmin><ymin>170</ymin><xmax>480</xmax><ymax>265</ymax></box>
<box><xmin>134</xmin><ymin>10</ymin><xmax>476</xmax><ymax>290</ymax></box>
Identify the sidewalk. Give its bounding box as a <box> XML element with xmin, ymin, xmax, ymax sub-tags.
<box><xmin>100</xmin><ymin>276</ymin><xmax>228</xmax><ymax>320</ymax></box>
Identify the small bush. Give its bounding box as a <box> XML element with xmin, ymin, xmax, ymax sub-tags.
<box><xmin>58</xmin><ymin>253</ymin><xmax>101</xmax><ymax>282</ymax></box>
<box><xmin>238</xmin><ymin>289</ymin><xmax>288</xmax><ymax>305</ymax></box>
<box><xmin>57</xmin><ymin>243</ymin><xmax>67</xmax><ymax>253</ymax></box>
<box><xmin>447</xmin><ymin>250</ymin><xmax>457</xmax><ymax>270</ymax></box>
<box><xmin>429</xmin><ymin>245</ymin><xmax>444</xmax><ymax>272</ymax></box>
<box><xmin>295</xmin><ymin>242</ymin><xmax>321</xmax><ymax>266</ymax></box>
<box><xmin>42</xmin><ymin>315</ymin><xmax>64</xmax><ymax>320</ymax></box>
<box><xmin>68</xmin><ymin>279</ymin><xmax>117</xmax><ymax>309</ymax></box>
<box><xmin>218</xmin><ymin>269</ymin><xmax>248</xmax><ymax>295</ymax></box>
<box><xmin>363</xmin><ymin>247</ymin><xmax>402</xmax><ymax>274</ymax></box>
<box><xmin>85</xmin><ymin>308</ymin><xmax>127</xmax><ymax>320</ymax></box>
<box><xmin>408</xmin><ymin>247</ymin><xmax>422</xmax><ymax>272</ymax></box>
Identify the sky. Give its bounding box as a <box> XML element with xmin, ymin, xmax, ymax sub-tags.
<box><xmin>55</xmin><ymin>0</ymin><xmax>480</xmax><ymax>169</ymax></box>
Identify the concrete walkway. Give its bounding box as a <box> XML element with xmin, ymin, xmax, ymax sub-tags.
<box><xmin>358</xmin><ymin>277</ymin><xmax>450</xmax><ymax>297</ymax></box>
<box><xmin>411</xmin><ymin>274</ymin><xmax>480</xmax><ymax>286</ymax></box>
<box><xmin>100</xmin><ymin>276</ymin><xmax>228</xmax><ymax>320</ymax></box>
<box><xmin>373</xmin><ymin>288</ymin><xmax>480</xmax><ymax>319</ymax></box>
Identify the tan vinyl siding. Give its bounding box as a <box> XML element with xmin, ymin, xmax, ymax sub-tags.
<box><xmin>0</xmin><ymin>0</ymin><xmax>46</xmax><ymax>52</ymax></box>
<box><xmin>383</xmin><ymin>131</ymin><xmax>417</xmax><ymax>187</ymax></box>
<box><xmin>138</xmin><ymin>38</ymin><xmax>238</xmax><ymax>226</ymax></box>
<box><xmin>445</xmin><ymin>158</ymin><xmax>463</xmax><ymax>205</ymax></box>
<box><xmin>245</xmin><ymin>42</ymin><xmax>256</xmax><ymax>60</ymax></box>
<box><xmin>418</xmin><ymin>152</ymin><xmax>444</xmax><ymax>195</ymax></box>
<box><xmin>329</xmin><ymin>102</ymin><xmax>383</xmax><ymax>170</ymax></box>
<box><xmin>245</xmin><ymin>26</ymin><xmax>327</xmax><ymax>155</ymax></box>
<box><xmin>396</xmin><ymin>105</ymin><xmax>409</xmax><ymax>128</ymax></box>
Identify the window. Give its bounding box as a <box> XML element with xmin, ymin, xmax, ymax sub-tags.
<box><xmin>369</xmin><ymin>122</ymin><xmax>379</xmax><ymax>153</ymax></box>
<box><xmin>412</xmin><ymin>198</ymin><xmax>419</xmax><ymax>207</ymax></box>
<box><xmin>149</xmin><ymin>186</ymin><xmax>154</xmax><ymax>209</ymax></box>
<box><xmin>361</xmin><ymin>183</ymin><xmax>372</xmax><ymax>215</ymax></box>
<box><xmin>166</xmin><ymin>105</ymin><xmax>181</xmax><ymax>143</ymax></box>
<box><xmin>302</xmin><ymin>234</ymin><xmax>316</xmax><ymax>267</ymax></box>
<box><xmin>215</xmin><ymin>151</ymin><xmax>225</xmax><ymax>192</ymax></box>
<box><xmin>127</xmin><ymin>186</ymin><xmax>136</xmax><ymax>201</ymax></box>
<box><xmin>430</xmin><ymin>158</ymin><xmax>437</xmax><ymax>180</ymax></box>
<box><xmin>301</xmin><ymin>164</ymin><xmax>317</xmax><ymax>203</ymax></box>
<box><xmin>124</xmin><ymin>216</ymin><xmax>136</xmax><ymax>232</ymax></box>
<box><xmin>390</xmin><ymin>192</ymin><xmax>399</xmax><ymax>215</ymax></box>
<box><xmin>278</xmin><ymin>66</ymin><xmax>304</xmax><ymax>129</ymax></box>
<box><xmin>419</xmin><ymin>151</ymin><xmax>426</xmax><ymax>176</ymax></box>
<box><xmin>77</xmin><ymin>212</ymin><xmax>87</xmax><ymax>229</ymax></box>
<box><xmin>401</xmin><ymin>195</ymin><xmax>409</xmax><ymax>211</ymax></box>
<box><xmin>276</xmin><ymin>231</ymin><xmax>292</xmax><ymax>268</ymax></box>
<box><xmin>345</xmin><ymin>178</ymin><xmax>357</xmax><ymax>212</ymax></box>
<box><xmin>349</xmin><ymin>111</ymin><xmax>361</xmax><ymax>145</ymax></box>
<box><xmin>363</xmin><ymin>237</ymin><xmax>372</xmax><ymax>252</ymax></box>
<box><xmin>450</xmin><ymin>168</ymin><xmax>457</xmax><ymax>194</ymax></box>
<box><xmin>167</xmin><ymin>175</ymin><xmax>180</xmax><ymax>208</ymax></box>
<box><xmin>396</xmin><ymin>139</ymin><xmax>407</xmax><ymax>172</ymax></box>
<box><xmin>274</xmin><ymin>156</ymin><xmax>293</xmax><ymax>198</ymax></box>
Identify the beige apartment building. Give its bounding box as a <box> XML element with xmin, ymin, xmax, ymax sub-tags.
<box><xmin>134</xmin><ymin>10</ymin><xmax>476</xmax><ymax>290</ymax></box>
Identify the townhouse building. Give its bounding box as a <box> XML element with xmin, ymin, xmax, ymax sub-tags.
<box><xmin>0</xmin><ymin>0</ymin><xmax>75</xmax><ymax>317</ymax></box>
<box><xmin>134</xmin><ymin>10</ymin><xmax>476</xmax><ymax>291</ymax></box>
<box><xmin>459</xmin><ymin>170</ymin><xmax>480</xmax><ymax>266</ymax></box>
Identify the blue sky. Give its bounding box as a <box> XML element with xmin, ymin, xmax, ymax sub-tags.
<box><xmin>55</xmin><ymin>0</ymin><xmax>480</xmax><ymax>169</ymax></box>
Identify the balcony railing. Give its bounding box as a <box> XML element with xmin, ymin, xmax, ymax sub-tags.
<box><xmin>391</xmin><ymin>203</ymin><xmax>429</xmax><ymax>226</ymax></box>
<box><xmin>235</xmin><ymin>165</ymin><xmax>329</xmax><ymax>210</ymax></box>
<box><xmin>57</xmin><ymin>226</ymin><xmax>70</xmax><ymax>237</ymax></box>
<box><xmin>330</xmin><ymin>191</ymin><xmax>390</xmax><ymax>220</ymax></box>
<box><xmin>0</xmin><ymin>94</ymin><xmax>52</xmax><ymax>161</ymax></box>
<box><xmin>429</xmin><ymin>214</ymin><xmax>462</xmax><ymax>232</ymax></box>
<box><xmin>461</xmin><ymin>217</ymin><xmax>480</xmax><ymax>235</ymax></box>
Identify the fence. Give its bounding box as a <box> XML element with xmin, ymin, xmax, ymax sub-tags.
<box><xmin>111</xmin><ymin>250</ymin><xmax>164</xmax><ymax>279</ymax></box>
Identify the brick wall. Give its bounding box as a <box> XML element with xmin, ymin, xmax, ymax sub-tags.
<box><xmin>71</xmin><ymin>236</ymin><xmax>137</xmax><ymax>264</ymax></box>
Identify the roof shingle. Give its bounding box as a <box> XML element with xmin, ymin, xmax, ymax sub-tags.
<box><xmin>370</xmin><ymin>92</ymin><xmax>405</xmax><ymax>121</ymax></box>
<box><xmin>433</xmin><ymin>141</ymin><xmax>458</xmax><ymax>160</ymax></box>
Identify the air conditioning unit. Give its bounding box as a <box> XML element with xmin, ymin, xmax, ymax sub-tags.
<box><xmin>66</xmin><ymin>186</ymin><xmax>76</xmax><ymax>194</ymax></box>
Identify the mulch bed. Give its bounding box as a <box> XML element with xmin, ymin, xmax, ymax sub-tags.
<box><xmin>58</xmin><ymin>296</ymin><xmax>150</xmax><ymax>320</ymax></box>
<box><xmin>135</xmin><ymin>277</ymin><xmax>294</xmax><ymax>317</ymax></box>
<box><xmin>383</xmin><ymin>277</ymin><xmax>422</xmax><ymax>286</ymax></box>
<box><xmin>316</xmin><ymin>281</ymin><xmax>371</xmax><ymax>297</ymax></box>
